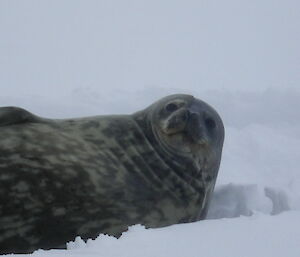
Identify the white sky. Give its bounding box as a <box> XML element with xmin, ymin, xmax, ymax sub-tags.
<box><xmin>0</xmin><ymin>0</ymin><xmax>299</xmax><ymax>100</ymax></box>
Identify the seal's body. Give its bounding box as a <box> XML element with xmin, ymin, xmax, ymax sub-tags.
<box><xmin>0</xmin><ymin>94</ymin><xmax>224</xmax><ymax>254</ymax></box>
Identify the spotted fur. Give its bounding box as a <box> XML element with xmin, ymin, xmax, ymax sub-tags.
<box><xmin>0</xmin><ymin>94</ymin><xmax>224</xmax><ymax>254</ymax></box>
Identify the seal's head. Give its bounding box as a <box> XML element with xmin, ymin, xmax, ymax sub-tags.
<box><xmin>140</xmin><ymin>94</ymin><xmax>225</xmax><ymax>171</ymax></box>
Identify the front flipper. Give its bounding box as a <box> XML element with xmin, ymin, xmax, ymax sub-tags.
<box><xmin>0</xmin><ymin>107</ymin><xmax>40</xmax><ymax>126</ymax></box>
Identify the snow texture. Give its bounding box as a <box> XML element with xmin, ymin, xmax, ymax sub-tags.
<box><xmin>11</xmin><ymin>212</ymin><xmax>300</xmax><ymax>257</ymax></box>
<box><xmin>1</xmin><ymin>0</ymin><xmax>300</xmax><ymax>256</ymax></box>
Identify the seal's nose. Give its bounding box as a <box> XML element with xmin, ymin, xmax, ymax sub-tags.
<box><xmin>181</xmin><ymin>109</ymin><xmax>189</xmax><ymax>122</ymax></box>
<box><xmin>185</xmin><ymin>111</ymin><xmax>207</xmax><ymax>144</ymax></box>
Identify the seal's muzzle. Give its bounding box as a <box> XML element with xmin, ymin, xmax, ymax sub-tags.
<box><xmin>162</xmin><ymin>108</ymin><xmax>189</xmax><ymax>135</ymax></box>
<box><xmin>185</xmin><ymin>112</ymin><xmax>208</xmax><ymax>146</ymax></box>
<box><xmin>162</xmin><ymin>107</ymin><xmax>208</xmax><ymax>146</ymax></box>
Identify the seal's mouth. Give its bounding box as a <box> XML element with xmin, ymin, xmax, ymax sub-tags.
<box><xmin>161</xmin><ymin>108</ymin><xmax>209</xmax><ymax>147</ymax></box>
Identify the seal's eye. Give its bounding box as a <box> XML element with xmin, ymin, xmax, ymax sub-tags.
<box><xmin>205</xmin><ymin>118</ymin><xmax>216</xmax><ymax>129</ymax></box>
<box><xmin>165</xmin><ymin>103</ymin><xmax>179</xmax><ymax>112</ymax></box>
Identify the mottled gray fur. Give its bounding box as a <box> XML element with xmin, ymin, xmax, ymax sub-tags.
<box><xmin>0</xmin><ymin>94</ymin><xmax>224</xmax><ymax>254</ymax></box>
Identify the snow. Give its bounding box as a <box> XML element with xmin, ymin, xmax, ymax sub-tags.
<box><xmin>1</xmin><ymin>0</ymin><xmax>300</xmax><ymax>256</ymax></box>
<box><xmin>13</xmin><ymin>213</ymin><xmax>300</xmax><ymax>257</ymax></box>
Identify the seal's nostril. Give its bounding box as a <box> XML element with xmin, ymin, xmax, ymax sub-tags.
<box><xmin>189</xmin><ymin>112</ymin><xmax>199</xmax><ymax>121</ymax></box>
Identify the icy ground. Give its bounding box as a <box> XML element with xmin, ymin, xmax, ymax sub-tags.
<box><xmin>13</xmin><ymin>212</ymin><xmax>300</xmax><ymax>257</ymax></box>
<box><xmin>2</xmin><ymin>89</ymin><xmax>300</xmax><ymax>257</ymax></box>
<box><xmin>2</xmin><ymin>0</ymin><xmax>300</xmax><ymax>255</ymax></box>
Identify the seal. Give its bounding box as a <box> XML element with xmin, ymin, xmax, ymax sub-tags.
<box><xmin>0</xmin><ymin>94</ymin><xmax>224</xmax><ymax>254</ymax></box>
